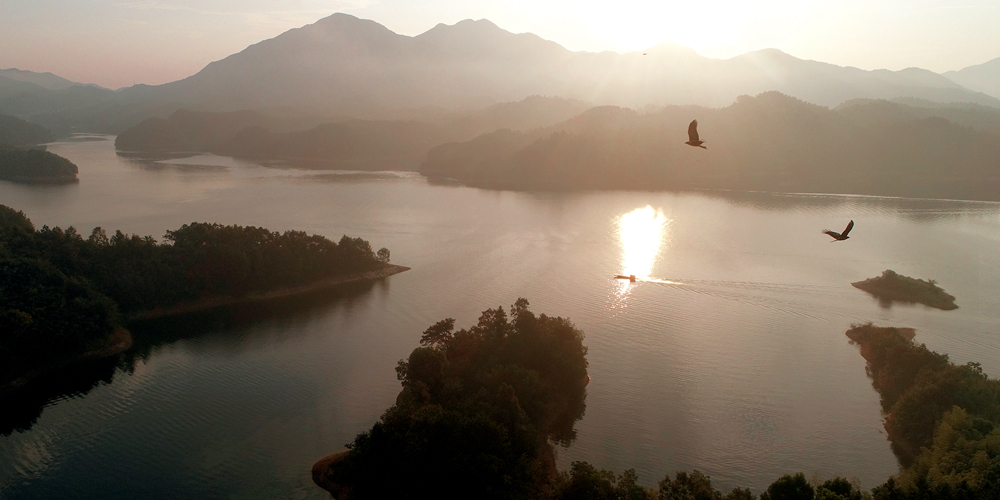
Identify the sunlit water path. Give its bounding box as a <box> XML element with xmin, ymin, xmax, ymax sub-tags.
<box><xmin>2</xmin><ymin>137</ymin><xmax>999</xmax><ymax>499</ymax></box>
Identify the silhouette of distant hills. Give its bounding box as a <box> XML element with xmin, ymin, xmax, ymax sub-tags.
<box><xmin>422</xmin><ymin>92</ymin><xmax>1000</xmax><ymax>201</ymax></box>
<box><xmin>944</xmin><ymin>56</ymin><xmax>1000</xmax><ymax>100</ymax></box>
<box><xmin>0</xmin><ymin>69</ymin><xmax>100</xmax><ymax>91</ymax></box>
<box><xmin>2</xmin><ymin>14</ymin><xmax>999</xmax><ymax>135</ymax></box>
<box><xmin>0</xmin><ymin>75</ymin><xmax>139</xmax><ymax>135</ymax></box>
<box><xmin>115</xmin><ymin>96</ymin><xmax>591</xmax><ymax>169</ymax></box>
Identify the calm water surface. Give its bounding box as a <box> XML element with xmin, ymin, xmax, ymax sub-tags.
<box><xmin>1</xmin><ymin>136</ymin><xmax>999</xmax><ymax>499</ymax></box>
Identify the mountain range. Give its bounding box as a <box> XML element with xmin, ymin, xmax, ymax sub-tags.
<box><xmin>2</xmin><ymin>13</ymin><xmax>1000</xmax><ymax>134</ymax></box>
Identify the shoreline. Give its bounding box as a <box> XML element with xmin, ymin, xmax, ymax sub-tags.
<box><xmin>0</xmin><ymin>175</ymin><xmax>79</xmax><ymax>184</ymax></box>
<box><xmin>2</xmin><ymin>265</ymin><xmax>409</xmax><ymax>397</ymax></box>
<box><xmin>312</xmin><ymin>450</ymin><xmax>350</xmax><ymax>497</ymax></box>
<box><xmin>133</xmin><ymin>264</ymin><xmax>410</xmax><ymax>321</ymax></box>
<box><xmin>0</xmin><ymin>327</ymin><xmax>133</xmax><ymax>397</ymax></box>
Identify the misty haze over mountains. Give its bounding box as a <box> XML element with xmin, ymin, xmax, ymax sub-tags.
<box><xmin>2</xmin><ymin>13</ymin><xmax>1000</xmax><ymax>136</ymax></box>
<box><xmin>944</xmin><ymin>56</ymin><xmax>1000</xmax><ymax>101</ymax></box>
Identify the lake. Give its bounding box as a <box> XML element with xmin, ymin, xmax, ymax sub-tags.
<box><xmin>2</xmin><ymin>136</ymin><xmax>999</xmax><ymax>499</ymax></box>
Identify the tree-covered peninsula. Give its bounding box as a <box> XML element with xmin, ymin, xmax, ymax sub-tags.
<box><xmin>852</xmin><ymin>270</ymin><xmax>958</xmax><ymax>310</ymax></box>
<box><xmin>0</xmin><ymin>204</ymin><xmax>402</xmax><ymax>392</ymax></box>
<box><xmin>846</xmin><ymin>324</ymin><xmax>1000</xmax><ymax>480</ymax></box>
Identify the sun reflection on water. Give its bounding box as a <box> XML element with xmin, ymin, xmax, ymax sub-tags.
<box><xmin>610</xmin><ymin>206</ymin><xmax>672</xmax><ymax>309</ymax></box>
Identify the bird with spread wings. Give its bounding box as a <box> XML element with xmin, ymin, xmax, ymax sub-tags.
<box><xmin>823</xmin><ymin>220</ymin><xmax>855</xmax><ymax>241</ymax></box>
<box><xmin>685</xmin><ymin>120</ymin><xmax>706</xmax><ymax>149</ymax></box>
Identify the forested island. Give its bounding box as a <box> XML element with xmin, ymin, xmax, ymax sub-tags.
<box><xmin>422</xmin><ymin>93</ymin><xmax>1000</xmax><ymax>201</ymax></box>
<box><xmin>314</xmin><ymin>311</ymin><xmax>1000</xmax><ymax>499</ymax></box>
<box><xmin>0</xmin><ymin>204</ymin><xmax>403</xmax><ymax>393</ymax></box>
<box><xmin>852</xmin><ymin>270</ymin><xmax>958</xmax><ymax>310</ymax></box>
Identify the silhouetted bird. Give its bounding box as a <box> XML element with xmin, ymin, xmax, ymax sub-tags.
<box><xmin>823</xmin><ymin>220</ymin><xmax>854</xmax><ymax>241</ymax></box>
<box><xmin>685</xmin><ymin>120</ymin><xmax>706</xmax><ymax>149</ymax></box>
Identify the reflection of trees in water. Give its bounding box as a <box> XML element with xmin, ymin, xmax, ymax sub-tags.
<box><xmin>0</xmin><ymin>356</ymin><xmax>118</xmax><ymax>436</ymax></box>
<box><xmin>0</xmin><ymin>279</ymin><xmax>383</xmax><ymax>436</ymax></box>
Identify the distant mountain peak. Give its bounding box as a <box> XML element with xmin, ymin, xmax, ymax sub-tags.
<box><xmin>417</xmin><ymin>17</ymin><xmax>516</xmax><ymax>42</ymax></box>
<box><xmin>942</xmin><ymin>55</ymin><xmax>1000</xmax><ymax>100</ymax></box>
<box><xmin>454</xmin><ymin>18</ymin><xmax>501</xmax><ymax>29</ymax></box>
<box><xmin>736</xmin><ymin>48</ymin><xmax>798</xmax><ymax>61</ymax></box>
<box><xmin>306</xmin><ymin>12</ymin><xmax>400</xmax><ymax>37</ymax></box>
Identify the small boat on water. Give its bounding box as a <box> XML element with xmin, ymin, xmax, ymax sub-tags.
<box><xmin>614</xmin><ymin>274</ymin><xmax>637</xmax><ymax>282</ymax></box>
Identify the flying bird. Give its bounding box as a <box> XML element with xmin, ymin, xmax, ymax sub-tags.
<box><xmin>822</xmin><ymin>220</ymin><xmax>854</xmax><ymax>241</ymax></box>
<box><xmin>685</xmin><ymin>120</ymin><xmax>706</xmax><ymax>149</ymax></box>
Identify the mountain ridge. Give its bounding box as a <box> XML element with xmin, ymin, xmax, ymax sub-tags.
<box><xmin>943</xmin><ymin>56</ymin><xmax>1000</xmax><ymax>100</ymax></box>
<box><xmin>3</xmin><ymin>13</ymin><xmax>1000</xmax><ymax>133</ymax></box>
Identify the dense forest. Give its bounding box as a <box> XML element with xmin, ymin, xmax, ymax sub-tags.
<box><xmin>314</xmin><ymin>314</ymin><xmax>1000</xmax><ymax>500</ymax></box>
<box><xmin>422</xmin><ymin>92</ymin><xmax>1000</xmax><ymax>201</ymax></box>
<box><xmin>0</xmin><ymin>204</ymin><xmax>393</xmax><ymax>389</ymax></box>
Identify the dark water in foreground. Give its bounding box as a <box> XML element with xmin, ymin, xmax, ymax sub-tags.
<box><xmin>2</xmin><ymin>137</ymin><xmax>999</xmax><ymax>499</ymax></box>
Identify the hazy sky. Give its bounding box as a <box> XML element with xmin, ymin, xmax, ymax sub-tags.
<box><xmin>2</xmin><ymin>0</ymin><xmax>998</xmax><ymax>89</ymax></box>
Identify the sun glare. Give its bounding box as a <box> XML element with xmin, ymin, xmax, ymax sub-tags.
<box><xmin>580</xmin><ymin>0</ymin><xmax>747</xmax><ymax>54</ymax></box>
<box><xmin>618</xmin><ymin>205</ymin><xmax>671</xmax><ymax>281</ymax></box>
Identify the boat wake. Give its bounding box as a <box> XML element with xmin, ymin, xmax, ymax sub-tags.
<box><xmin>620</xmin><ymin>275</ymin><xmax>862</xmax><ymax>322</ymax></box>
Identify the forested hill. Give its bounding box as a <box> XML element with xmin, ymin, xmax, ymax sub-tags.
<box><xmin>422</xmin><ymin>92</ymin><xmax>1000</xmax><ymax>201</ymax></box>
